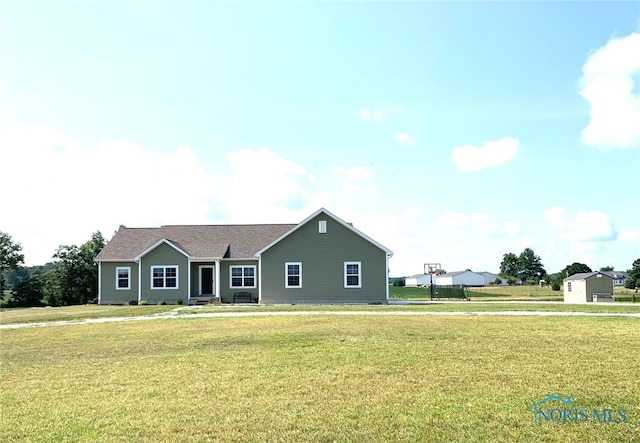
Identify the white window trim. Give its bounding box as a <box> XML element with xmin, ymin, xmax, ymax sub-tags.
<box><xmin>116</xmin><ymin>266</ymin><xmax>131</xmax><ymax>290</ymax></box>
<box><xmin>150</xmin><ymin>265</ymin><xmax>179</xmax><ymax>290</ymax></box>
<box><xmin>285</xmin><ymin>262</ymin><xmax>302</xmax><ymax>288</ymax></box>
<box><xmin>229</xmin><ymin>265</ymin><xmax>257</xmax><ymax>289</ymax></box>
<box><xmin>319</xmin><ymin>220</ymin><xmax>327</xmax><ymax>234</ymax></box>
<box><xmin>344</xmin><ymin>261</ymin><xmax>362</xmax><ymax>288</ymax></box>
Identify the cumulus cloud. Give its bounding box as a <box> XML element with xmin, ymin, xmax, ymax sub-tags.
<box><xmin>219</xmin><ymin>147</ymin><xmax>322</xmax><ymax>222</ymax></box>
<box><xmin>436</xmin><ymin>211</ymin><xmax>489</xmax><ymax>227</ymax></box>
<box><xmin>394</xmin><ymin>132</ymin><xmax>415</xmax><ymax>146</ymax></box>
<box><xmin>332</xmin><ymin>166</ymin><xmax>377</xmax><ymax>194</ymax></box>
<box><xmin>544</xmin><ymin>206</ymin><xmax>618</xmax><ymax>242</ymax></box>
<box><xmin>579</xmin><ymin>32</ymin><xmax>640</xmax><ymax>149</ymax></box>
<box><xmin>1</xmin><ymin>125</ymin><xmax>215</xmax><ymax>265</ymax></box>
<box><xmin>451</xmin><ymin>137</ymin><xmax>519</xmax><ymax>171</ymax></box>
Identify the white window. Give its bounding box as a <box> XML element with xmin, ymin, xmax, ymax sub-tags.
<box><xmin>230</xmin><ymin>266</ymin><xmax>256</xmax><ymax>288</ymax></box>
<box><xmin>319</xmin><ymin>220</ymin><xmax>327</xmax><ymax>234</ymax></box>
<box><xmin>285</xmin><ymin>262</ymin><xmax>302</xmax><ymax>288</ymax></box>
<box><xmin>116</xmin><ymin>267</ymin><xmax>130</xmax><ymax>290</ymax></box>
<box><xmin>151</xmin><ymin>266</ymin><xmax>178</xmax><ymax>289</ymax></box>
<box><xmin>344</xmin><ymin>261</ymin><xmax>361</xmax><ymax>288</ymax></box>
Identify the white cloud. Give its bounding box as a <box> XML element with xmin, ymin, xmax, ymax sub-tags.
<box><xmin>451</xmin><ymin>137</ymin><xmax>519</xmax><ymax>171</ymax></box>
<box><xmin>402</xmin><ymin>206</ymin><xmax>423</xmax><ymax>219</ymax></box>
<box><xmin>218</xmin><ymin>147</ymin><xmax>322</xmax><ymax>222</ymax></box>
<box><xmin>579</xmin><ymin>32</ymin><xmax>640</xmax><ymax>149</ymax></box>
<box><xmin>544</xmin><ymin>206</ymin><xmax>618</xmax><ymax>242</ymax></box>
<box><xmin>394</xmin><ymin>132</ymin><xmax>415</xmax><ymax>146</ymax></box>
<box><xmin>565</xmin><ymin>210</ymin><xmax>618</xmax><ymax>242</ymax></box>
<box><xmin>436</xmin><ymin>211</ymin><xmax>489</xmax><ymax>227</ymax></box>
<box><xmin>543</xmin><ymin>206</ymin><xmax>568</xmax><ymax>230</ymax></box>
<box><xmin>332</xmin><ymin>165</ymin><xmax>377</xmax><ymax>194</ymax></box>
<box><xmin>1</xmin><ymin>125</ymin><xmax>216</xmax><ymax>265</ymax></box>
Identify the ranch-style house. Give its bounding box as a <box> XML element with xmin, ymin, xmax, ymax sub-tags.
<box><xmin>94</xmin><ymin>208</ymin><xmax>393</xmax><ymax>305</ymax></box>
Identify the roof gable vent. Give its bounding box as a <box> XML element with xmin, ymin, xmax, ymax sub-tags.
<box><xmin>319</xmin><ymin>220</ymin><xmax>327</xmax><ymax>234</ymax></box>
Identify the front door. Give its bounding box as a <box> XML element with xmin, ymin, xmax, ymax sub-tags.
<box><xmin>200</xmin><ymin>266</ymin><xmax>215</xmax><ymax>295</ymax></box>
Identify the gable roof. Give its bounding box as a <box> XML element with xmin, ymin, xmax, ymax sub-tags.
<box><xmin>437</xmin><ymin>270</ymin><xmax>481</xmax><ymax>278</ymax></box>
<box><xmin>608</xmin><ymin>271</ymin><xmax>628</xmax><ymax>279</ymax></box>
<box><xmin>563</xmin><ymin>271</ymin><xmax>613</xmax><ymax>281</ymax></box>
<box><xmin>407</xmin><ymin>273</ymin><xmax>428</xmax><ymax>279</ymax></box>
<box><xmin>255</xmin><ymin>208</ymin><xmax>393</xmax><ymax>257</ymax></box>
<box><xmin>95</xmin><ymin>223</ymin><xmax>296</xmax><ymax>261</ymax></box>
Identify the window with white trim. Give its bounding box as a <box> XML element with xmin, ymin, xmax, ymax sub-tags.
<box><xmin>116</xmin><ymin>267</ymin><xmax>130</xmax><ymax>290</ymax></box>
<box><xmin>230</xmin><ymin>266</ymin><xmax>256</xmax><ymax>288</ymax></box>
<box><xmin>344</xmin><ymin>261</ymin><xmax>361</xmax><ymax>288</ymax></box>
<box><xmin>319</xmin><ymin>220</ymin><xmax>327</xmax><ymax>234</ymax></box>
<box><xmin>151</xmin><ymin>266</ymin><xmax>178</xmax><ymax>289</ymax></box>
<box><xmin>285</xmin><ymin>262</ymin><xmax>302</xmax><ymax>288</ymax></box>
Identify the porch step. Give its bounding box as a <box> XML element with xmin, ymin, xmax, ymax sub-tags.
<box><xmin>190</xmin><ymin>296</ymin><xmax>218</xmax><ymax>305</ymax></box>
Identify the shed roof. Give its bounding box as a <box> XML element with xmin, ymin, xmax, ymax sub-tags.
<box><xmin>563</xmin><ymin>271</ymin><xmax>614</xmax><ymax>281</ymax></box>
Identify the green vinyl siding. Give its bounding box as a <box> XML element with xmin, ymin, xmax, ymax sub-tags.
<box><xmin>139</xmin><ymin>242</ymin><xmax>188</xmax><ymax>304</ymax></box>
<box><xmin>219</xmin><ymin>260</ymin><xmax>259</xmax><ymax>303</ymax></box>
<box><xmin>100</xmin><ymin>262</ymin><xmax>138</xmax><ymax>305</ymax></box>
<box><xmin>260</xmin><ymin>213</ymin><xmax>388</xmax><ymax>304</ymax></box>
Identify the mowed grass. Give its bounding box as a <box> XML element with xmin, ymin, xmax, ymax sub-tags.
<box><xmin>1</xmin><ymin>314</ymin><xmax>639</xmax><ymax>442</ymax></box>
<box><xmin>391</xmin><ymin>285</ymin><xmax>637</xmax><ymax>302</ymax></box>
<box><xmin>0</xmin><ymin>305</ymin><xmax>176</xmax><ymax>324</ymax></box>
<box><xmin>2</xmin><ymin>302</ymin><xmax>640</xmax><ymax>326</ymax></box>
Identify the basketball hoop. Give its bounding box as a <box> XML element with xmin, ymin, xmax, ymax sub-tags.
<box><xmin>424</xmin><ymin>263</ymin><xmax>441</xmax><ymax>300</ymax></box>
<box><xmin>424</xmin><ymin>263</ymin><xmax>441</xmax><ymax>276</ymax></box>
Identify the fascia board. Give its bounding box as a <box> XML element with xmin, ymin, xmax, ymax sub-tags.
<box><xmin>135</xmin><ymin>238</ymin><xmax>191</xmax><ymax>261</ymax></box>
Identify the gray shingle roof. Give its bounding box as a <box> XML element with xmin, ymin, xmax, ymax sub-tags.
<box><xmin>563</xmin><ymin>271</ymin><xmax>613</xmax><ymax>281</ymax></box>
<box><xmin>95</xmin><ymin>224</ymin><xmax>296</xmax><ymax>261</ymax></box>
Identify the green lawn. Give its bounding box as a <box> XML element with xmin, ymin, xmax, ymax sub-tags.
<box><xmin>2</xmin><ymin>302</ymin><xmax>640</xmax><ymax>326</ymax></box>
<box><xmin>1</xmin><ymin>311</ymin><xmax>639</xmax><ymax>442</ymax></box>
<box><xmin>390</xmin><ymin>285</ymin><xmax>637</xmax><ymax>302</ymax></box>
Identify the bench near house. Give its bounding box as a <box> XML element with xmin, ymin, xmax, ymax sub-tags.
<box><xmin>94</xmin><ymin>208</ymin><xmax>393</xmax><ymax>305</ymax></box>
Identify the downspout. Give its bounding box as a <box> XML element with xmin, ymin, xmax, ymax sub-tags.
<box><xmin>138</xmin><ymin>257</ymin><xmax>142</xmax><ymax>303</ymax></box>
<box><xmin>187</xmin><ymin>258</ymin><xmax>191</xmax><ymax>303</ymax></box>
<box><xmin>97</xmin><ymin>261</ymin><xmax>102</xmax><ymax>304</ymax></box>
<box><xmin>257</xmin><ymin>254</ymin><xmax>262</xmax><ymax>304</ymax></box>
<box><xmin>385</xmin><ymin>254</ymin><xmax>391</xmax><ymax>303</ymax></box>
<box><xmin>215</xmin><ymin>259</ymin><xmax>221</xmax><ymax>300</ymax></box>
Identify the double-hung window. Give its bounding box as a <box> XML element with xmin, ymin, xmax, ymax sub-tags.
<box><xmin>285</xmin><ymin>262</ymin><xmax>302</xmax><ymax>288</ymax></box>
<box><xmin>344</xmin><ymin>262</ymin><xmax>362</xmax><ymax>288</ymax></box>
<box><xmin>151</xmin><ymin>266</ymin><xmax>178</xmax><ymax>289</ymax></box>
<box><xmin>230</xmin><ymin>266</ymin><xmax>256</xmax><ymax>288</ymax></box>
<box><xmin>116</xmin><ymin>267</ymin><xmax>130</xmax><ymax>290</ymax></box>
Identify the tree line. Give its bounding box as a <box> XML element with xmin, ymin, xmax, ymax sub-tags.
<box><xmin>499</xmin><ymin>247</ymin><xmax>640</xmax><ymax>291</ymax></box>
<box><xmin>0</xmin><ymin>231</ymin><xmax>105</xmax><ymax>307</ymax></box>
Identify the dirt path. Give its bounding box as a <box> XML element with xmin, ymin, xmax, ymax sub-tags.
<box><xmin>2</xmin><ymin>307</ymin><xmax>639</xmax><ymax>330</ymax></box>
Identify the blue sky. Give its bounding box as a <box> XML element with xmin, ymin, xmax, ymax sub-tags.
<box><xmin>2</xmin><ymin>1</ymin><xmax>639</xmax><ymax>276</ymax></box>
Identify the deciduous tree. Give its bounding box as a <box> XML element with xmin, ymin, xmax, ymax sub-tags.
<box><xmin>517</xmin><ymin>248</ymin><xmax>546</xmax><ymax>282</ymax></box>
<box><xmin>562</xmin><ymin>262</ymin><xmax>592</xmax><ymax>279</ymax></box>
<box><xmin>45</xmin><ymin>232</ymin><xmax>105</xmax><ymax>305</ymax></box>
<box><xmin>500</xmin><ymin>252</ymin><xmax>518</xmax><ymax>278</ymax></box>
<box><xmin>0</xmin><ymin>231</ymin><xmax>25</xmax><ymax>295</ymax></box>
